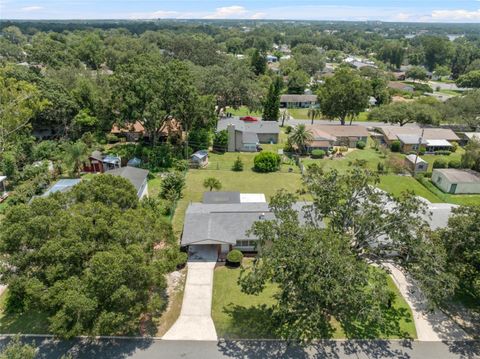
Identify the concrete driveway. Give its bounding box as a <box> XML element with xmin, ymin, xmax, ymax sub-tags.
<box><xmin>385</xmin><ymin>262</ymin><xmax>469</xmax><ymax>341</ymax></box>
<box><xmin>163</xmin><ymin>246</ymin><xmax>218</xmax><ymax>341</ymax></box>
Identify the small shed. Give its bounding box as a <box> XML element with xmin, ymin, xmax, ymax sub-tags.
<box><xmin>404</xmin><ymin>154</ymin><xmax>428</xmax><ymax>173</ymax></box>
<box><xmin>190</xmin><ymin>150</ymin><xmax>209</xmax><ymax>168</ymax></box>
<box><xmin>432</xmin><ymin>169</ymin><xmax>480</xmax><ymax>194</ymax></box>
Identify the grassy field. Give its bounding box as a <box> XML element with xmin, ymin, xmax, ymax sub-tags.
<box><xmin>212</xmin><ymin>261</ymin><xmax>416</xmax><ymax>339</ymax></box>
<box><xmin>378</xmin><ymin>175</ymin><xmax>443</xmax><ymax>203</ymax></box>
<box><xmin>422</xmin><ymin>148</ymin><xmax>464</xmax><ymax>172</ymax></box>
<box><xmin>228</xmin><ymin>106</ymin><xmax>262</xmax><ymax>117</ymax></box>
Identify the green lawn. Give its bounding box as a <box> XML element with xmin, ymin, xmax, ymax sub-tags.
<box><xmin>212</xmin><ymin>261</ymin><xmax>416</xmax><ymax>339</ymax></box>
<box><xmin>421</xmin><ymin>148</ymin><xmax>464</xmax><ymax>173</ymax></box>
<box><xmin>378</xmin><ymin>175</ymin><xmax>443</xmax><ymax>203</ymax></box>
<box><xmin>228</xmin><ymin>106</ymin><xmax>262</xmax><ymax>117</ymax></box>
<box><xmin>148</xmin><ymin>175</ymin><xmax>163</xmax><ymax>198</ymax></box>
<box><xmin>0</xmin><ymin>289</ymin><xmax>50</xmax><ymax>334</ymax></box>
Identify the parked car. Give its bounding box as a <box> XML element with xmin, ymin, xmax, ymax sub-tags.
<box><xmin>240</xmin><ymin>116</ymin><xmax>258</xmax><ymax>122</ymax></box>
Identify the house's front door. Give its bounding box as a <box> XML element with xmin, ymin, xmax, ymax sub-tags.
<box><xmin>449</xmin><ymin>183</ymin><xmax>457</xmax><ymax>194</ymax></box>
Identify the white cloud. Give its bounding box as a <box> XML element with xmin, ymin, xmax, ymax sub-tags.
<box><xmin>430</xmin><ymin>9</ymin><xmax>480</xmax><ymax>21</ymax></box>
<box><xmin>129</xmin><ymin>10</ymin><xmax>179</xmax><ymax>19</ymax></box>
<box><xmin>250</xmin><ymin>12</ymin><xmax>266</xmax><ymax>19</ymax></box>
<box><xmin>21</xmin><ymin>6</ymin><xmax>43</xmax><ymax>12</ymax></box>
<box><xmin>203</xmin><ymin>5</ymin><xmax>248</xmax><ymax>19</ymax></box>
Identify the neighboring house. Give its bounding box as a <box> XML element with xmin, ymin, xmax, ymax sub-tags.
<box><xmin>266</xmin><ymin>55</ymin><xmax>278</xmax><ymax>63</ymax></box>
<box><xmin>181</xmin><ymin>192</ymin><xmax>309</xmax><ymax>259</ymax></box>
<box><xmin>217</xmin><ymin>118</ymin><xmax>280</xmax><ymax>152</ymax></box>
<box><xmin>306</xmin><ymin>124</ymin><xmax>369</xmax><ymax>148</ymax></box>
<box><xmin>111</xmin><ymin>121</ymin><xmax>146</xmax><ymax>142</ymax></box>
<box><xmin>280</xmin><ymin>94</ymin><xmax>318</xmax><ymax>108</ymax></box>
<box><xmin>387</xmin><ymin>82</ymin><xmax>414</xmax><ymax>92</ymax></box>
<box><xmin>463</xmin><ymin>132</ymin><xmax>480</xmax><ymax>144</ymax></box>
<box><xmin>432</xmin><ymin>169</ymin><xmax>480</xmax><ymax>194</ymax></box>
<box><xmin>191</xmin><ymin>150</ymin><xmax>209</xmax><ymax>168</ymax></box>
<box><xmin>83</xmin><ymin>151</ymin><xmax>121</xmax><ymax>173</ymax></box>
<box><xmin>404</xmin><ymin>154</ymin><xmax>428</xmax><ymax>173</ymax></box>
<box><xmin>344</xmin><ymin>56</ymin><xmax>377</xmax><ymax>69</ymax></box>
<box><xmin>104</xmin><ymin>166</ymin><xmax>149</xmax><ymax>198</ymax></box>
<box><xmin>41</xmin><ymin>179</ymin><xmax>82</xmax><ymax>197</ymax></box>
<box><xmin>379</xmin><ymin>126</ymin><xmax>460</xmax><ymax>153</ymax></box>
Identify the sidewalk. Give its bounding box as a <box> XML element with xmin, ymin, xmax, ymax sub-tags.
<box><xmin>385</xmin><ymin>262</ymin><xmax>469</xmax><ymax>341</ymax></box>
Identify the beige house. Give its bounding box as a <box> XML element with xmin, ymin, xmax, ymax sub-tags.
<box><xmin>432</xmin><ymin>169</ymin><xmax>480</xmax><ymax>194</ymax></box>
<box><xmin>307</xmin><ymin>124</ymin><xmax>369</xmax><ymax>148</ymax></box>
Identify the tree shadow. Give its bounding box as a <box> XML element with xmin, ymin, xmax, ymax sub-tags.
<box><xmin>445</xmin><ymin>340</ymin><xmax>480</xmax><ymax>358</ymax></box>
<box><xmin>0</xmin><ymin>336</ymin><xmax>155</xmax><ymax>359</ymax></box>
<box><xmin>221</xmin><ymin>304</ymin><xmax>277</xmax><ymax>339</ymax></box>
<box><xmin>339</xmin><ymin>306</ymin><xmax>414</xmax><ymax>340</ymax></box>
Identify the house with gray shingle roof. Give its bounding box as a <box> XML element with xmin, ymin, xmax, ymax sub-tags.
<box><xmin>104</xmin><ymin>166</ymin><xmax>149</xmax><ymax>198</ymax></box>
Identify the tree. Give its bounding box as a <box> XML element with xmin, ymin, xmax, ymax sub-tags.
<box><xmin>160</xmin><ymin>172</ymin><xmax>186</xmax><ymax>201</ymax></box>
<box><xmin>307</xmin><ymin>106</ymin><xmax>321</xmax><ymax>125</ymax></box>
<box><xmin>433</xmin><ymin>65</ymin><xmax>450</xmax><ymax>79</ymax></box>
<box><xmin>438</xmin><ymin>206</ymin><xmax>480</xmax><ymax>301</ymax></box>
<box><xmin>405</xmin><ymin>66</ymin><xmax>428</xmax><ymax>82</ymax></box>
<box><xmin>0</xmin><ymin>179</ymin><xmax>180</xmax><ymax>338</ymax></box>
<box><xmin>75</xmin><ymin>32</ymin><xmax>105</xmax><ymax>70</ymax></box>
<box><xmin>451</xmin><ymin>42</ymin><xmax>477</xmax><ymax>79</ymax></box>
<box><xmin>420</xmin><ymin>36</ymin><xmax>452</xmax><ymax>72</ymax></box>
<box><xmin>64</xmin><ymin>140</ymin><xmax>89</xmax><ymax>176</ymax></box>
<box><xmin>262</xmin><ymin>76</ymin><xmax>282</xmax><ymax>121</ymax></box>
<box><xmin>232</xmin><ymin>156</ymin><xmax>244</xmax><ymax>172</ymax></box>
<box><xmin>368</xmin><ymin>102</ymin><xmax>440</xmax><ymax>127</ymax></box>
<box><xmin>280</xmin><ymin>109</ymin><xmax>290</xmax><ymax>127</ymax></box>
<box><xmin>317</xmin><ymin>68</ymin><xmax>370</xmax><ymax>125</ymax></box>
<box><xmin>0</xmin><ymin>71</ymin><xmax>46</xmax><ymax>152</ymax></box>
<box><xmin>286</xmin><ymin>70</ymin><xmax>309</xmax><ymax>94</ymax></box>
<box><xmin>212</xmin><ymin>130</ymin><xmax>228</xmax><ymax>153</ymax></box>
<box><xmin>444</xmin><ymin>91</ymin><xmax>480</xmax><ymax>130</ymax></box>
<box><xmin>0</xmin><ymin>335</ymin><xmax>36</xmax><ymax>359</ymax></box>
<box><xmin>461</xmin><ymin>138</ymin><xmax>480</xmax><ymax>172</ymax></box>
<box><xmin>203</xmin><ymin>177</ymin><xmax>222</xmax><ymax>191</ymax></box>
<box><xmin>288</xmin><ymin>124</ymin><xmax>313</xmax><ymax>154</ymax></box>
<box><xmin>250</xmin><ymin>49</ymin><xmax>266</xmax><ymax>76</ymax></box>
<box><xmin>377</xmin><ymin>41</ymin><xmax>405</xmax><ymax>69</ymax></box>
<box><xmin>456</xmin><ymin>70</ymin><xmax>480</xmax><ymax>88</ymax></box>
<box><xmin>292</xmin><ymin>44</ymin><xmax>326</xmax><ymax>76</ymax></box>
<box><xmin>238</xmin><ymin>189</ymin><xmax>411</xmax><ymax>340</ymax></box>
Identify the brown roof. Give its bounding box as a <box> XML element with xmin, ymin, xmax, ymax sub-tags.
<box><xmin>388</xmin><ymin>82</ymin><xmax>413</xmax><ymax>91</ymax></box>
<box><xmin>307</xmin><ymin>127</ymin><xmax>337</xmax><ymax>141</ymax></box>
<box><xmin>111</xmin><ymin>121</ymin><xmax>145</xmax><ymax>134</ymax></box>
<box><xmin>309</xmin><ymin>140</ymin><xmax>333</xmax><ymax>148</ymax></box>
<box><xmin>380</xmin><ymin>126</ymin><xmax>460</xmax><ymax>142</ymax></box>
<box><xmin>307</xmin><ymin>124</ymin><xmax>369</xmax><ymax>138</ymax></box>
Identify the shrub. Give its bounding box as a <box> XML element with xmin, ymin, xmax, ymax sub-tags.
<box><xmin>377</xmin><ymin>162</ymin><xmax>386</xmax><ymax>174</ymax></box>
<box><xmin>173</xmin><ymin>159</ymin><xmax>189</xmax><ymax>172</ymax></box>
<box><xmin>435</xmin><ymin>150</ymin><xmax>452</xmax><ymax>156</ymax></box>
<box><xmin>433</xmin><ymin>158</ymin><xmax>448</xmax><ymax>168</ymax></box>
<box><xmin>226</xmin><ymin>249</ymin><xmax>243</xmax><ymax>267</ymax></box>
<box><xmin>160</xmin><ymin>172</ymin><xmax>185</xmax><ymax>200</ymax></box>
<box><xmin>356</xmin><ymin>141</ymin><xmax>366</xmax><ymax>149</ymax></box>
<box><xmin>106</xmin><ymin>133</ymin><xmax>120</xmax><ymax>143</ymax></box>
<box><xmin>232</xmin><ymin>156</ymin><xmax>244</xmax><ymax>171</ymax></box>
<box><xmin>285</xmin><ymin>125</ymin><xmax>293</xmax><ymax>134</ymax></box>
<box><xmin>338</xmin><ymin>146</ymin><xmax>348</xmax><ymax>153</ymax></box>
<box><xmin>451</xmin><ymin>142</ymin><xmax>458</xmax><ymax>153</ymax></box>
<box><xmin>419</xmin><ymin>147</ymin><xmax>426</xmax><ymax>155</ymax></box>
<box><xmin>311</xmin><ymin>149</ymin><xmax>326</xmax><ymax>159</ymax></box>
<box><xmin>386</xmin><ymin>155</ymin><xmax>405</xmax><ymax>174</ymax></box>
<box><xmin>448</xmin><ymin>159</ymin><xmax>461</xmax><ymax>168</ymax></box>
<box><xmin>253</xmin><ymin>152</ymin><xmax>281</xmax><ymax>173</ymax></box>
<box><xmin>390</xmin><ymin>140</ymin><xmax>401</xmax><ymax>152</ymax></box>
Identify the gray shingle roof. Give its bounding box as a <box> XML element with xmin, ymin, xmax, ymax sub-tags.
<box><xmin>280</xmin><ymin>94</ymin><xmax>317</xmax><ymax>103</ymax></box>
<box><xmin>217</xmin><ymin>119</ymin><xmax>280</xmax><ymax>134</ymax></box>
<box><xmin>104</xmin><ymin>166</ymin><xmax>149</xmax><ymax>195</ymax></box>
<box><xmin>242</xmin><ymin>131</ymin><xmax>259</xmax><ymax>144</ymax></box>
<box><xmin>181</xmin><ymin>201</ymin><xmax>314</xmax><ymax>246</ymax></box>
<box><xmin>203</xmin><ymin>192</ymin><xmax>241</xmax><ymax>204</ymax></box>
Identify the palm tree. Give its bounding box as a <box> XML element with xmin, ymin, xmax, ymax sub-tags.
<box><xmin>307</xmin><ymin>106</ymin><xmax>321</xmax><ymax>125</ymax></box>
<box><xmin>65</xmin><ymin>140</ymin><xmax>89</xmax><ymax>177</ymax></box>
<box><xmin>289</xmin><ymin>124</ymin><xmax>314</xmax><ymax>155</ymax></box>
<box><xmin>203</xmin><ymin>177</ymin><xmax>222</xmax><ymax>191</ymax></box>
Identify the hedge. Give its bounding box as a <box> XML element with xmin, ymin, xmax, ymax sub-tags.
<box><xmin>311</xmin><ymin>149</ymin><xmax>326</xmax><ymax>159</ymax></box>
<box><xmin>254</xmin><ymin>152</ymin><xmax>281</xmax><ymax>173</ymax></box>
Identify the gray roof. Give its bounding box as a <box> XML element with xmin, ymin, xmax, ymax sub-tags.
<box><xmin>203</xmin><ymin>192</ymin><xmax>241</xmax><ymax>204</ymax></box>
<box><xmin>181</xmin><ymin>201</ymin><xmax>313</xmax><ymax>246</ymax></box>
<box><xmin>191</xmin><ymin>150</ymin><xmax>208</xmax><ymax>160</ymax></box>
<box><xmin>242</xmin><ymin>131</ymin><xmax>259</xmax><ymax>144</ymax></box>
<box><xmin>42</xmin><ymin>179</ymin><xmax>81</xmax><ymax>197</ymax></box>
<box><xmin>423</xmin><ymin>202</ymin><xmax>457</xmax><ymax>230</ymax></box>
<box><xmin>433</xmin><ymin>169</ymin><xmax>480</xmax><ymax>184</ymax></box>
<box><xmin>397</xmin><ymin>134</ymin><xmax>428</xmax><ymax>145</ymax></box>
<box><xmin>405</xmin><ymin>154</ymin><xmax>427</xmax><ymax>164</ymax></box>
<box><xmin>104</xmin><ymin>166</ymin><xmax>149</xmax><ymax>195</ymax></box>
<box><xmin>280</xmin><ymin>94</ymin><xmax>317</xmax><ymax>103</ymax></box>
<box><xmin>217</xmin><ymin>118</ymin><xmax>280</xmax><ymax>134</ymax></box>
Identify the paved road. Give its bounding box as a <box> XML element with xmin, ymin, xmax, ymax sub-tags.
<box><xmin>385</xmin><ymin>263</ymin><xmax>468</xmax><ymax>341</ymax></box>
<box><xmin>163</xmin><ymin>245</ymin><xmax>217</xmax><ymax>341</ymax></box>
<box><xmin>1</xmin><ymin>337</ymin><xmax>478</xmax><ymax>359</ymax></box>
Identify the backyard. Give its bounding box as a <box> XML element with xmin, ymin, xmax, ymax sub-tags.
<box><xmin>212</xmin><ymin>260</ymin><xmax>417</xmax><ymax>339</ymax></box>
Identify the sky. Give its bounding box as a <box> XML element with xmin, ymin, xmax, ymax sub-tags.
<box><xmin>1</xmin><ymin>0</ymin><xmax>480</xmax><ymax>22</ymax></box>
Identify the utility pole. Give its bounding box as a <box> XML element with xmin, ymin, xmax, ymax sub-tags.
<box><xmin>413</xmin><ymin>127</ymin><xmax>425</xmax><ymax>176</ymax></box>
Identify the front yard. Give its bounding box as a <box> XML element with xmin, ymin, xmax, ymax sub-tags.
<box><xmin>211</xmin><ymin>260</ymin><xmax>417</xmax><ymax>339</ymax></box>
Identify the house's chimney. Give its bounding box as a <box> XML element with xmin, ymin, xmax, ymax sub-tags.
<box><xmin>227</xmin><ymin>124</ymin><xmax>236</xmax><ymax>152</ymax></box>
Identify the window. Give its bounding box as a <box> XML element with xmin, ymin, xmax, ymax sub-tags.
<box><xmin>235</xmin><ymin>240</ymin><xmax>256</xmax><ymax>248</ymax></box>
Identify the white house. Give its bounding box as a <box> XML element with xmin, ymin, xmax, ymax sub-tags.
<box><xmin>432</xmin><ymin>169</ymin><xmax>480</xmax><ymax>194</ymax></box>
<box><xmin>404</xmin><ymin>155</ymin><xmax>428</xmax><ymax>173</ymax></box>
